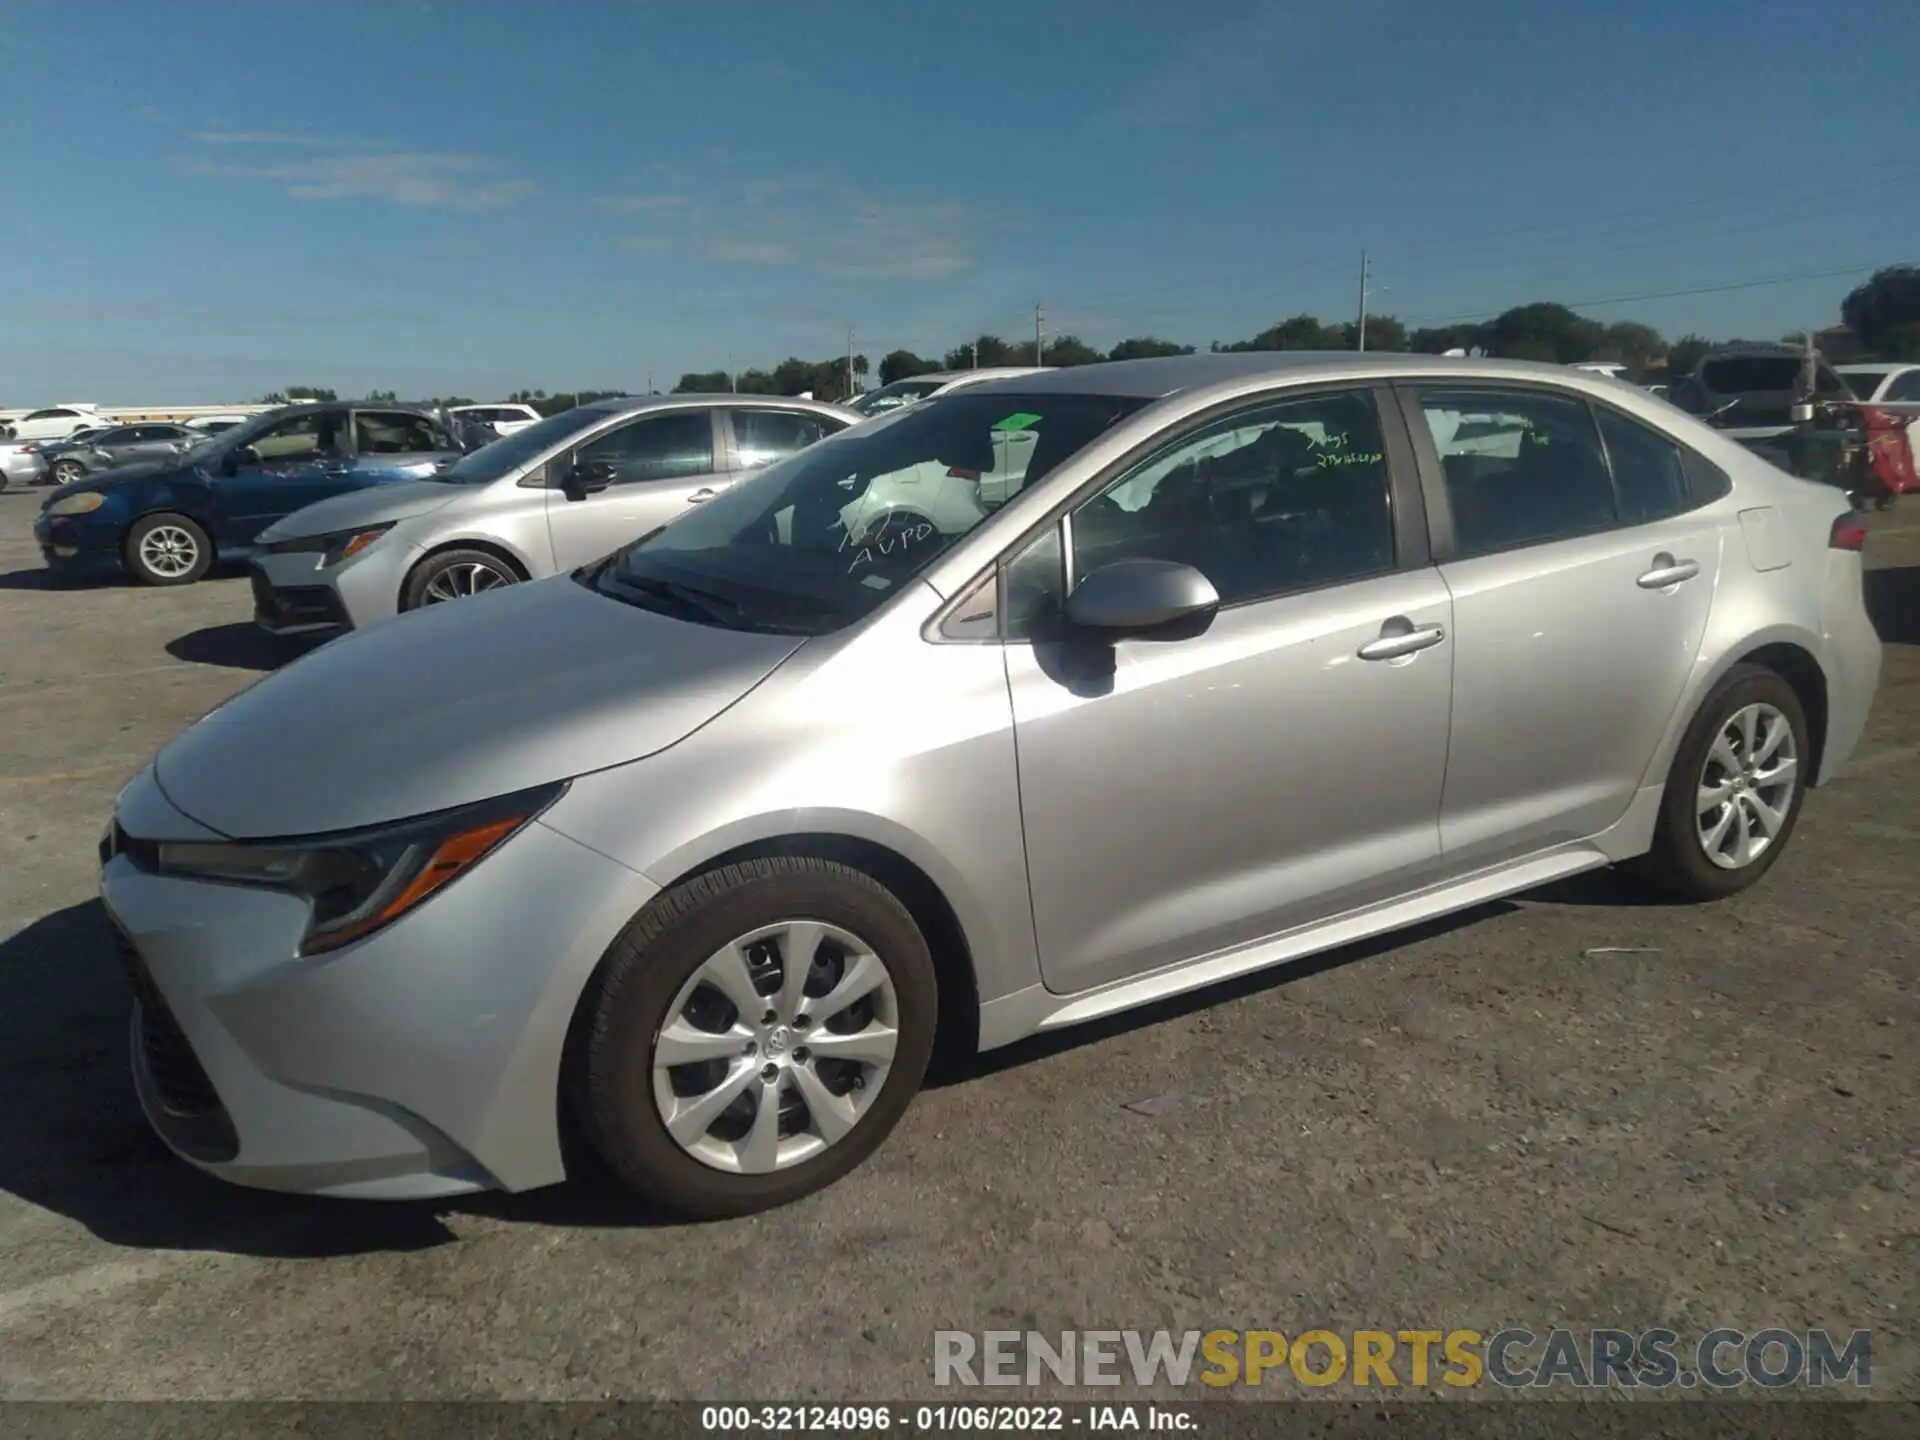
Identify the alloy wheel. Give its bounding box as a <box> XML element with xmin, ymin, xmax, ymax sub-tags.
<box><xmin>651</xmin><ymin>920</ymin><xmax>900</xmax><ymax>1174</ymax></box>
<box><xmin>1696</xmin><ymin>702</ymin><xmax>1798</xmax><ymax>870</ymax></box>
<box><xmin>138</xmin><ymin>524</ymin><xmax>201</xmax><ymax>580</ymax></box>
<box><xmin>422</xmin><ymin>561</ymin><xmax>513</xmax><ymax>603</ymax></box>
<box><xmin>54</xmin><ymin>461</ymin><xmax>84</xmax><ymax>484</ymax></box>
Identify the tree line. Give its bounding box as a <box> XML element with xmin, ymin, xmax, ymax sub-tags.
<box><xmin>254</xmin><ymin>265</ymin><xmax>1920</xmax><ymax>414</ymax></box>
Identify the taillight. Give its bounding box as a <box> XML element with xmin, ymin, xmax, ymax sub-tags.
<box><xmin>1829</xmin><ymin>512</ymin><xmax>1868</xmax><ymax>551</ymax></box>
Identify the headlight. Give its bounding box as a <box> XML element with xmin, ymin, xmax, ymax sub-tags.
<box><xmin>48</xmin><ymin>492</ymin><xmax>106</xmax><ymax>516</ymax></box>
<box><xmin>323</xmin><ymin>525</ymin><xmax>393</xmax><ymax>565</ymax></box>
<box><xmin>153</xmin><ymin>781</ymin><xmax>565</xmax><ymax>956</ymax></box>
<box><xmin>263</xmin><ymin>524</ymin><xmax>393</xmax><ymax>564</ymax></box>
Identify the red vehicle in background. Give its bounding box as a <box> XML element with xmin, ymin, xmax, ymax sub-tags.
<box><xmin>1845</xmin><ymin>400</ymin><xmax>1918</xmax><ymax>509</ymax></box>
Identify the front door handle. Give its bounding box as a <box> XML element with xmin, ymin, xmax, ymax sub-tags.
<box><xmin>1637</xmin><ymin>552</ymin><xmax>1700</xmax><ymax>589</ymax></box>
<box><xmin>1358</xmin><ymin>616</ymin><xmax>1447</xmax><ymax>661</ymax></box>
<box><xmin>686</xmin><ymin>487</ymin><xmax>717</xmax><ymax>504</ymax></box>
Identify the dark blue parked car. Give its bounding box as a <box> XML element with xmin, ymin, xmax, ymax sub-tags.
<box><xmin>33</xmin><ymin>402</ymin><xmax>491</xmax><ymax>586</ymax></box>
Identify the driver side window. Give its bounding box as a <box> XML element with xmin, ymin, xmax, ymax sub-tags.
<box><xmin>576</xmin><ymin>412</ymin><xmax>715</xmax><ymax>485</ymax></box>
<box><xmin>1071</xmin><ymin>389</ymin><xmax>1397</xmax><ymax>608</ymax></box>
<box><xmin>354</xmin><ymin>410</ymin><xmax>440</xmax><ymax>455</ymax></box>
<box><xmin>246</xmin><ymin>413</ymin><xmax>344</xmax><ymax>464</ymax></box>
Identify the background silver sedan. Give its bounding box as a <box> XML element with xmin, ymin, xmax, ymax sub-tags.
<box><xmin>106</xmin><ymin>353</ymin><xmax>1880</xmax><ymax>1220</ymax></box>
<box><xmin>45</xmin><ymin>422</ymin><xmax>198</xmax><ymax>485</ymax></box>
<box><xmin>248</xmin><ymin>394</ymin><xmax>859</xmax><ymax>639</ymax></box>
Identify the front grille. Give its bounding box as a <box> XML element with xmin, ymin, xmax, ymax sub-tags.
<box><xmin>111</xmin><ymin>926</ymin><xmax>239</xmax><ymax>1163</ymax></box>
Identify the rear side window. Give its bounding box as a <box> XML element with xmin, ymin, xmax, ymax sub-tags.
<box><xmin>25</xmin><ymin>408</ymin><xmax>78</xmax><ymax>421</ymax></box>
<box><xmin>1417</xmin><ymin>388</ymin><xmax>1616</xmax><ymax>556</ymax></box>
<box><xmin>1594</xmin><ymin>408</ymin><xmax>1691</xmax><ymax>524</ymax></box>
<box><xmin>1888</xmin><ymin>372</ymin><xmax>1920</xmax><ymax>403</ymax></box>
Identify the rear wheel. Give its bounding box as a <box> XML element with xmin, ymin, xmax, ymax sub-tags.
<box><xmin>124</xmin><ymin>514</ymin><xmax>212</xmax><ymax>586</ymax></box>
<box><xmin>1629</xmin><ymin>663</ymin><xmax>1809</xmax><ymax>900</ymax></box>
<box><xmin>401</xmin><ymin>548</ymin><xmax>520</xmax><ymax>610</ymax></box>
<box><xmin>580</xmin><ymin>857</ymin><xmax>937</xmax><ymax>1218</ymax></box>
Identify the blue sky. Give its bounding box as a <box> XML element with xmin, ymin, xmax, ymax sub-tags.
<box><xmin>2</xmin><ymin>0</ymin><xmax>1916</xmax><ymax>403</ymax></box>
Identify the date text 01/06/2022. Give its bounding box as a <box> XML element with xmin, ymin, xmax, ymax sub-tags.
<box><xmin>699</xmin><ymin>1404</ymin><xmax>1195</xmax><ymax>1432</ymax></box>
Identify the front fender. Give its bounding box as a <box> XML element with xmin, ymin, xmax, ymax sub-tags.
<box><xmin>126</xmin><ymin>472</ymin><xmax>217</xmax><ymax>527</ymax></box>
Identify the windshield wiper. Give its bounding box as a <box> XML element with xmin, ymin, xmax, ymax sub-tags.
<box><xmin>599</xmin><ymin>572</ymin><xmax>811</xmax><ymax>633</ymax></box>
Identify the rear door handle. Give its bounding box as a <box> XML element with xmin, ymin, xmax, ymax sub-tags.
<box><xmin>1637</xmin><ymin>552</ymin><xmax>1700</xmax><ymax>589</ymax></box>
<box><xmin>1358</xmin><ymin>618</ymin><xmax>1447</xmax><ymax>661</ymax></box>
<box><xmin>687</xmin><ymin>487</ymin><xmax>717</xmax><ymax>504</ymax></box>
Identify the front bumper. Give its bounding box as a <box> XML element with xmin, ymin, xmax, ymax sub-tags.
<box><xmin>34</xmin><ymin>510</ymin><xmax>124</xmax><ymax>579</ymax></box>
<box><xmin>101</xmin><ymin>768</ymin><xmax>659</xmax><ymax>1198</ymax></box>
<box><xmin>249</xmin><ymin>561</ymin><xmax>353</xmax><ymax>639</ymax></box>
<box><xmin>249</xmin><ymin>542</ymin><xmax>410</xmax><ymax>638</ymax></box>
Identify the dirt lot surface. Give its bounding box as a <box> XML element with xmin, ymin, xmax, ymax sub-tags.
<box><xmin>1</xmin><ymin>488</ymin><xmax>1915</xmax><ymax>1402</ymax></box>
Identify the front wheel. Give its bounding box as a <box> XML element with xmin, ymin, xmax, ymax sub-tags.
<box><xmin>401</xmin><ymin>548</ymin><xmax>520</xmax><ymax>610</ymax></box>
<box><xmin>1629</xmin><ymin>663</ymin><xmax>1809</xmax><ymax>901</ymax></box>
<box><xmin>52</xmin><ymin>459</ymin><xmax>86</xmax><ymax>486</ymax></box>
<box><xmin>124</xmin><ymin>514</ymin><xmax>213</xmax><ymax>586</ymax></box>
<box><xmin>580</xmin><ymin>857</ymin><xmax>938</xmax><ymax>1218</ymax></box>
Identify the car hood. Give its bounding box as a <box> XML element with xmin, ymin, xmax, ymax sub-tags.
<box><xmin>258</xmin><ymin>480</ymin><xmax>464</xmax><ymax>542</ymax></box>
<box><xmin>152</xmin><ymin>575</ymin><xmax>806</xmax><ymax>838</ymax></box>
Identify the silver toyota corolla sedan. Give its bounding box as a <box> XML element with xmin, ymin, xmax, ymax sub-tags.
<box><xmin>247</xmin><ymin>394</ymin><xmax>859</xmax><ymax>640</ymax></box>
<box><xmin>102</xmin><ymin>353</ymin><xmax>1880</xmax><ymax>1217</ymax></box>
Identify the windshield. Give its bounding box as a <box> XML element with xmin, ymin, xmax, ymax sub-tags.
<box><xmin>588</xmin><ymin>390</ymin><xmax>1148</xmax><ymax>634</ymax></box>
<box><xmin>426</xmin><ymin>405</ymin><xmax>606</xmax><ymax>484</ymax></box>
<box><xmin>848</xmin><ymin>379</ymin><xmax>946</xmax><ymax>417</ymax></box>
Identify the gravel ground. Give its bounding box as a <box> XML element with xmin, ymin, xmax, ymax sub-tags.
<box><xmin>0</xmin><ymin>487</ymin><xmax>1915</xmax><ymax>1404</ymax></box>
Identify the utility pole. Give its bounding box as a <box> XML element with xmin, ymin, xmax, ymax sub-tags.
<box><xmin>846</xmin><ymin>326</ymin><xmax>855</xmax><ymax>399</ymax></box>
<box><xmin>727</xmin><ymin>351</ymin><xmax>735</xmax><ymax>392</ymax></box>
<box><xmin>1035</xmin><ymin>304</ymin><xmax>1045</xmax><ymax>366</ymax></box>
<box><xmin>971</xmin><ymin>339</ymin><xmax>979</xmax><ymax>370</ymax></box>
<box><xmin>646</xmin><ymin>367</ymin><xmax>653</xmax><ymax>396</ymax></box>
<box><xmin>1355</xmin><ymin>250</ymin><xmax>1370</xmax><ymax>353</ymax></box>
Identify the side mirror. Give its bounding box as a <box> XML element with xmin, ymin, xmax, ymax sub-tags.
<box><xmin>218</xmin><ymin>447</ymin><xmax>253</xmax><ymax>477</ymax></box>
<box><xmin>562</xmin><ymin>459</ymin><xmax>618</xmax><ymax>499</ymax></box>
<box><xmin>1064</xmin><ymin>559</ymin><xmax>1219</xmax><ymax>638</ymax></box>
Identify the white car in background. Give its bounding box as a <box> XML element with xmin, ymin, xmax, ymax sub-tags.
<box><xmin>184</xmin><ymin>413</ymin><xmax>254</xmax><ymax>436</ymax></box>
<box><xmin>1836</xmin><ymin>362</ymin><xmax>1920</xmax><ymax>403</ymax></box>
<box><xmin>847</xmin><ymin>367</ymin><xmax>1051</xmax><ymax>419</ymax></box>
<box><xmin>0</xmin><ymin>437</ymin><xmax>51</xmax><ymax>489</ymax></box>
<box><xmin>450</xmin><ymin>403</ymin><xmax>544</xmax><ymax>437</ymax></box>
<box><xmin>2</xmin><ymin>405</ymin><xmax>111</xmax><ymax>442</ymax></box>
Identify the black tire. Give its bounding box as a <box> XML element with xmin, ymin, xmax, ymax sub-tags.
<box><xmin>52</xmin><ymin>459</ymin><xmax>87</xmax><ymax>486</ymax></box>
<box><xmin>401</xmin><ymin>547</ymin><xmax>521</xmax><ymax>611</ymax></box>
<box><xmin>580</xmin><ymin>856</ymin><xmax>938</xmax><ymax>1219</ymax></box>
<box><xmin>123</xmin><ymin>513</ymin><xmax>213</xmax><ymax>586</ymax></box>
<box><xmin>1628</xmin><ymin>663</ymin><xmax>1810</xmax><ymax>901</ymax></box>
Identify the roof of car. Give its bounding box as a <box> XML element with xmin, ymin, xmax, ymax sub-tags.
<box><xmin>1836</xmin><ymin>362</ymin><xmax>1911</xmax><ymax>374</ymax></box>
<box><xmin>944</xmin><ymin>350</ymin><xmax>1656</xmax><ymax>400</ymax></box>
<box><xmin>576</xmin><ymin>393</ymin><xmax>861</xmax><ymax>418</ymax></box>
<box><xmin>927</xmin><ymin>367</ymin><xmax>1051</xmax><ymax>382</ymax></box>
